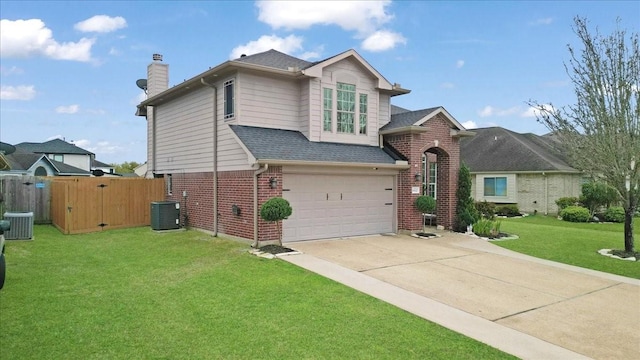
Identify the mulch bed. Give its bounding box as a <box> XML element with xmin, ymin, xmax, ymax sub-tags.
<box><xmin>258</xmin><ymin>244</ymin><xmax>297</xmax><ymax>255</ymax></box>
<box><xmin>609</xmin><ymin>249</ymin><xmax>640</xmax><ymax>261</ymax></box>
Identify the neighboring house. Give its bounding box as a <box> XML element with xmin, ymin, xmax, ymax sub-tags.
<box><xmin>0</xmin><ymin>143</ymin><xmax>90</xmax><ymax>177</ymax></box>
<box><xmin>133</xmin><ymin>162</ymin><xmax>148</xmax><ymax>178</ymax></box>
<box><xmin>91</xmin><ymin>159</ymin><xmax>117</xmax><ymax>176</ymax></box>
<box><xmin>136</xmin><ymin>49</ymin><xmax>472</xmax><ymax>243</ymax></box>
<box><xmin>15</xmin><ymin>139</ymin><xmax>94</xmax><ymax>172</ymax></box>
<box><xmin>460</xmin><ymin>127</ymin><xmax>584</xmax><ymax>215</ymax></box>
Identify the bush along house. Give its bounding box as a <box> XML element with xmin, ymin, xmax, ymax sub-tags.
<box><xmin>136</xmin><ymin>49</ymin><xmax>473</xmax><ymax>244</ymax></box>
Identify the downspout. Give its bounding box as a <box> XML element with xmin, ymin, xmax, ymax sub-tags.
<box><xmin>254</xmin><ymin>164</ymin><xmax>269</xmax><ymax>248</ymax></box>
<box><xmin>201</xmin><ymin>78</ymin><xmax>218</xmax><ymax>236</ymax></box>
<box><xmin>151</xmin><ymin>106</ymin><xmax>157</xmax><ymax>176</ymax></box>
<box><xmin>543</xmin><ymin>172</ymin><xmax>548</xmax><ymax>215</ymax></box>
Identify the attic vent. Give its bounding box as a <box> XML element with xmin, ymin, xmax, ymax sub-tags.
<box><xmin>153</xmin><ymin>53</ymin><xmax>163</xmax><ymax>61</ymax></box>
<box><xmin>240</xmin><ymin>54</ymin><xmax>246</xmax><ymax>58</ymax></box>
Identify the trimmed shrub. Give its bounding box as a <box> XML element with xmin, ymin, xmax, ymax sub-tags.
<box><xmin>475</xmin><ymin>201</ymin><xmax>496</xmax><ymax>219</ymax></box>
<box><xmin>560</xmin><ymin>206</ymin><xmax>590</xmax><ymax>222</ymax></box>
<box><xmin>580</xmin><ymin>181</ymin><xmax>619</xmax><ymax>216</ymax></box>
<box><xmin>555</xmin><ymin>197</ymin><xmax>579</xmax><ymax>211</ymax></box>
<box><xmin>495</xmin><ymin>204</ymin><xmax>520</xmax><ymax>217</ymax></box>
<box><xmin>415</xmin><ymin>196</ymin><xmax>436</xmax><ymax>214</ymax></box>
<box><xmin>260</xmin><ymin>197</ymin><xmax>293</xmax><ymax>245</ymax></box>
<box><xmin>604</xmin><ymin>206</ymin><xmax>625</xmax><ymax>223</ymax></box>
<box><xmin>454</xmin><ymin>164</ymin><xmax>479</xmax><ymax>232</ymax></box>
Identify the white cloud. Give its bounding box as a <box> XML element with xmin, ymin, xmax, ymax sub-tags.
<box><xmin>74</xmin><ymin>15</ymin><xmax>127</xmax><ymax>33</ymax></box>
<box><xmin>257</xmin><ymin>0</ymin><xmax>393</xmax><ymax>34</ymax></box>
<box><xmin>230</xmin><ymin>34</ymin><xmax>303</xmax><ymax>59</ymax></box>
<box><xmin>0</xmin><ymin>19</ymin><xmax>95</xmax><ymax>62</ymax></box>
<box><xmin>108</xmin><ymin>47</ymin><xmax>120</xmax><ymax>56</ymax></box>
<box><xmin>440</xmin><ymin>82</ymin><xmax>455</xmax><ymax>89</ymax></box>
<box><xmin>477</xmin><ymin>105</ymin><xmax>520</xmax><ymax>118</ymax></box>
<box><xmin>529</xmin><ymin>17</ymin><xmax>553</xmax><ymax>26</ymax></box>
<box><xmin>256</xmin><ymin>0</ymin><xmax>403</xmax><ymax>52</ymax></box>
<box><xmin>55</xmin><ymin>104</ymin><xmax>80</xmax><ymax>114</ymax></box>
<box><xmin>456</xmin><ymin>60</ymin><xmax>464</xmax><ymax>68</ymax></box>
<box><xmin>361</xmin><ymin>30</ymin><xmax>406</xmax><ymax>52</ymax></box>
<box><xmin>521</xmin><ymin>104</ymin><xmax>555</xmax><ymax>118</ymax></box>
<box><xmin>298</xmin><ymin>51</ymin><xmax>321</xmax><ymax>60</ymax></box>
<box><xmin>0</xmin><ymin>65</ymin><xmax>24</xmax><ymax>76</ymax></box>
<box><xmin>0</xmin><ymin>85</ymin><xmax>36</xmax><ymax>100</ymax></box>
<box><xmin>72</xmin><ymin>139</ymin><xmax>91</xmax><ymax>148</ymax></box>
<box><xmin>461</xmin><ymin>120</ymin><xmax>477</xmax><ymax>129</ymax></box>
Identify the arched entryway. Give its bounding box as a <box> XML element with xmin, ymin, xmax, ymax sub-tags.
<box><xmin>34</xmin><ymin>166</ymin><xmax>47</xmax><ymax>176</ymax></box>
<box><xmin>421</xmin><ymin>146</ymin><xmax>453</xmax><ymax>229</ymax></box>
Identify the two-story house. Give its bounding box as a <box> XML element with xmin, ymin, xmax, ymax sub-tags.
<box><xmin>1</xmin><ymin>140</ymin><xmax>91</xmax><ymax>177</ymax></box>
<box><xmin>136</xmin><ymin>49</ymin><xmax>472</xmax><ymax>244</ymax></box>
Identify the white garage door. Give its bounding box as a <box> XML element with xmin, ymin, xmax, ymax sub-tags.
<box><xmin>282</xmin><ymin>174</ymin><xmax>395</xmax><ymax>242</ymax></box>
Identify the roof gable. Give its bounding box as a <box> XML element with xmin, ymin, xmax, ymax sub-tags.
<box><xmin>302</xmin><ymin>49</ymin><xmax>396</xmax><ymax>91</ymax></box>
<box><xmin>234</xmin><ymin>49</ymin><xmax>314</xmax><ymax>70</ymax></box>
<box><xmin>460</xmin><ymin>127</ymin><xmax>579</xmax><ymax>173</ymax></box>
<box><xmin>381</xmin><ymin>106</ymin><xmax>468</xmax><ymax>135</ymax></box>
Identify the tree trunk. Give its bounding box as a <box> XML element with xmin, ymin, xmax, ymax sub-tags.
<box><xmin>624</xmin><ymin>203</ymin><xmax>636</xmax><ymax>253</ymax></box>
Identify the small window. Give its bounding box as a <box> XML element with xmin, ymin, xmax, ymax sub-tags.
<box><xmin>224</xmin><ymin>79</ymin><xmax>234</xmax><ymax>119</ymax></box>
<box><xmin>323</xmin><ymin>88</ymin><xmax>332</xmax><ymax>132</ymax></box>
<box><xmin>49</xmin><ymin>154</ymin><xmax>63</xmax><ymax>162</ymax></box>
<box><xmin>359</xmin><ymin>93</ymin><xmax>367</xmax><ymax>135</ymax></box>
<box><xmin>484</xmin><ymin>177</ymin><xmax>507</xmax><ymax>196</ymax></box>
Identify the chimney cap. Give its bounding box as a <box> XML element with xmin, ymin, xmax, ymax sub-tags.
<box><xmin>153</xmin><ymin>54</ymin><xmax>163</xmax><ymax>61</ymax></box>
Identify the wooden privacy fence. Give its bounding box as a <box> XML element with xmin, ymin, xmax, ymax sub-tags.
<box><xmin>0</xmin><ymin>175</ymin><xmax>51</xmax><ymax>224</ymax></box>
<box><xmin>51</xmin><ymin>177</ymin><xmax>165</xmax><ymax>234</ymax></box>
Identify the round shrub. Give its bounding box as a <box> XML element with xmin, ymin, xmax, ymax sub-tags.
<box><xmin>560</xmin><ymin>205</ymin><xmax>590</xmax><ymax>222</ymax></box>
<box><xmin>415</xmin><ymin>195</ymin><xmax>436</xmax><ymax>214</ymax></box>
<box><xmin>475</xmin><ymin>201</ymin><xmax>496</xmax><ymax>219</ymax></box>
<box><xmin>604</xmin><ymin>206</ymin><xmax>625</xmax><ymax>223</ymax></box>
<box><xmin>555</xmin><ymin>197</ymin><xmax>579</xmax><ymax>211</ymax></box>
<box><xmin>260</xmin><ymin>197</ymin><xmax>292</xmax><ymax>222</ymax></box>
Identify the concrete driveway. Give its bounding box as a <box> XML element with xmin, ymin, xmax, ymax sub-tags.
<box><xmin>283</xmin><ymin>233</ymin><xmax>640</xmax><ymax>360</ymax></box>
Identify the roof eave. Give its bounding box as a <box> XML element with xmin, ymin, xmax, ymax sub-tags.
<box><xmin>256</xmin><ymin>159</ymin><xmax>409</xmax><ymax>170</ymax></box>
<box><xmin>380</xmin><ymin>125</ymin><xmax>429</xmax><ymax>136</ymax></box>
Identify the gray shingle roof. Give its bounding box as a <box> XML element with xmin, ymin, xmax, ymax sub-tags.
<box><xmin>2</xmin><ymin>152</ymin><xmax>89</xmax><ymax>175</ymax></box>
<box><xmin>234</xmin><ymin>49</ymin><xmax>314</xmax><ymax>70</ymax></box>
<box><xmin>460</xmin><ymin>127</ymin><xmax>578</xmax><ymax>172</ymax></box>
<box><xmin>229</xmin><ymin>125</ymin><xmax>400</xmax><ymax>165</ymax></box>
<box><xmin>381</xmin><ymin>107</ymin><xmax>440</xmax><ymax>131</ymax></box>
<box><xmin>16</xmin><ymin>139</ymin><xmax>94</xmax><ymax>155</ymax></box>
<box><xmin>391</xmin><ymin>105</ymin><xmax>411</xmax><ymax>115</ymax></box>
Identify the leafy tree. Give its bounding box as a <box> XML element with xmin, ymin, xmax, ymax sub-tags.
<box><xmin>260</xmin><ymin>197</ymin><xmax>292</xmax><ymax>246</ymax></box>
<box><xmin>454</xmin><ymin>164</ymin><xmax>478</xmax><ymax>232</ymax></box>
<box><xmin>528</xmin><ymin>17</ymin><xmax>639</xmax><ymax>252</ymax></box>
<box><xmin>580</xmin><ymin>181</ymin><xmax>619</xmax><ymax>216</ymax></box>
<box><xmin>110</xmin><ymin>161</ymin><xmax>141</xmax><ymax>174</ymax></box>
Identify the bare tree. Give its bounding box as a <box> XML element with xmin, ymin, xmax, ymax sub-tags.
<box><xmin>529</xmin><ymin>17</ymin><xmax>639</xmax><ymax>253</ymax></box>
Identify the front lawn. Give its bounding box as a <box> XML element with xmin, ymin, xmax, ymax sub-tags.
<box><xmin>0</xmin><ymin>226</ymin><xmax>513</xmax><ymax>359</ymax></box>
<box><xmin>497</xmin><ymin>215</ymin><xmax>640</xmax><ymax>279</ymax></box>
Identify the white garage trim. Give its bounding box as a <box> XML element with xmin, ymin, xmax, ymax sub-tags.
<box><xmin>282</xmin><ymin>173</ymin><xmax>396</xmax><ymax>242</ymax></box>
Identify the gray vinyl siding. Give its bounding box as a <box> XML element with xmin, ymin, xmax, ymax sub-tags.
<box><xmin>315</xmin><ymin>58</ymin><xmax>379</xmax><ymax>146</ymax></box>
<box><xmin>307</xmin><ymin>78</ymin><xmax>322</xmax><ymax>141</ymax></box>
<box><xmin>379</xmin><ymin>94</ymin><xmax>390</xmax><ymax>128</ymax></box>
<box><xmin>237</xmin><ymin>72</ymin><xmax>302</xmax><ymax>131</ymax></box>
<box><xmin>299</xmin><ymin>79</ymin><xmax>310</xmax><ymax>138</ymax></box>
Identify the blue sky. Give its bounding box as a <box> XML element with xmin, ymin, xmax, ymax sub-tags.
<box><xmin>1</xmin><ymin>1</ymin><xmax>638</xmax><ymax>165</ymax></box>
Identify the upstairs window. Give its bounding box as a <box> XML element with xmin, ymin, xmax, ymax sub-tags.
<box><xmin>323</xmin><ymin>88</ymin><xmax>332</xmax><ymax>132</ymax></box>
<box><xmin>336</xmin><ymin>82</ymin><xmax>355</xmax><ymax>133</ymax></box>
<box><xmin>49</xmin><ymin>154</ymin><xmax>63</xmax><ymax>162</ymax></box>
<box><xmin>224</xmin><ymin>79</ymin><xmax>234</xmax><ymax>119</ymax></box>
<box><xmin>359</xmin><ymin>93</ymin><xmax>368</xmax><ymax>134</ymax></box>
<box><xmin>484</xmin><ymin>177</ymin><xmax>507</xmax><ymax>196</ymax></box>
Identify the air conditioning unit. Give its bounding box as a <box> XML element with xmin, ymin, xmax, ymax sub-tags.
<box><xmin>3</xmin><ymin>212</ymin><xmax>34</xmax><ymax>240</ymax></box>
<box><xmin>151</xmin><ymin>201</ymin><xmax>180</xmax><ymax>230</ymax></box>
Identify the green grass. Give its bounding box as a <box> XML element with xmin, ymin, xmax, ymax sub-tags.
<box><xmin>497</xmin><ymin>215</ymin><xmax>640</xmax><ymax>279</ymax></box>
<box><xmin>0</xmin><ymin>226</ymin><xmax>513</xmax><ymax>360</ymax></box>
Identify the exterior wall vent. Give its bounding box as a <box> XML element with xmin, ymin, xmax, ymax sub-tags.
<box><xmin>150</xmin><ymin>201</ymin><xmax>180</xmax><ymax>230</ymax></box>
<box><xmin>3</xmin><ymin>212</ymin><xmax>34</xmax><ymax>240</ymax></box>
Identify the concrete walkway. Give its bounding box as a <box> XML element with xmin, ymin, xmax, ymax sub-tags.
<box><xmin>282</xmin><ymin>232</ymin><xmax>640</xmax><ymax>360</ymax></box>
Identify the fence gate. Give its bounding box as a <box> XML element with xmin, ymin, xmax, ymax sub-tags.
<box><xmin>0</xmin><ymin>175</ymin><xmax>51</xmax><ymax>224</ymax></box>
<box><xmin>51</xmin><ymin>177</ymin><xmax>165</xmax><ymax>234</ymax></box>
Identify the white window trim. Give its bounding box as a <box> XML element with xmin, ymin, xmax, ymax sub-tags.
<box><xmin>325</xmin><ymin>82</ymin><xmax>369</xmax><ymax>135</ymax></box>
